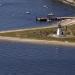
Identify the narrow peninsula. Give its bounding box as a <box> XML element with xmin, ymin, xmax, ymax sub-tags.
<box><xmin>0</xmin><ymin>19</ymin><xmax>75</xmax><ymax>46</ymax></box>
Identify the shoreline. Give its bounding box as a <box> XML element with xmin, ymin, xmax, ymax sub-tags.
<box><xmin>0</xmin><ymin>36</ymin><xmax>75</xmax><ymax>47</ymax></box>
<box><xmin>58</xmin><ymin>0</ymin><xmax>75</xmax><ymax>6</ymax></box>
<box><xmin>0</xmin><ymin>19</ymin><xmax>75</xmax><ymax>33</ymax></box>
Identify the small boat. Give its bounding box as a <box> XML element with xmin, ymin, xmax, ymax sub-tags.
<box><xmin>36</xmin><ymin>17</ymin><xmax>48</xmax><ymax>22</ymax></box>
<box><xmin>43</xmin><ymin>5</ymin><xmax>48</xmax><ymax>8</ymax></box>
<box><xmin>25</xmin><ymin>11</ymin><xmax>31</xmax><ymax>14</ymax></box>
<box><xmin>48</xmin><ymin>13</ymin><xmax>54</xmax><ymax>16</ymax></box>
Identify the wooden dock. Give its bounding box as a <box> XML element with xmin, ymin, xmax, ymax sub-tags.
<box><xmin>36</xmin><ymin>16</ymin><xmax>75</xmax><ymax>22</ymax></box>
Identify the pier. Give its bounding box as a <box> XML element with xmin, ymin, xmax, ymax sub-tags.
<box><xmin>36</xmin><ymin>16</ymin><xmax>75</xmax><ymax>22</ymax></box>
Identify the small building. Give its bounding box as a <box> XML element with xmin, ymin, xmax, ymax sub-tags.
<box><xmin>48</xmin><ymin>21</ymin><xmax>66</xmax><ymax>38</ymax></box>
<box><xmin>56</xmin><ymin>23</ymin><xmax>64</xmax><ymax>37</ymax></box>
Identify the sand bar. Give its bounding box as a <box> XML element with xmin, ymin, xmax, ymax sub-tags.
<box><xmin>0</xmin><ymin>36</ymin><xmax>75</xmax><ymax>47</ymax></box>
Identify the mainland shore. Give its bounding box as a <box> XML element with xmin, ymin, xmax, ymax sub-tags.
<box><xmin>58</xmin><ymin>0</ymin><xmax>75</xmax><ymax>6</ymax></box>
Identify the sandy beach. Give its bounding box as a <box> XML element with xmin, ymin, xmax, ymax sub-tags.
<box><xmin>0</xmin><ymin>36</ymin><xmax>75</xmax><ymax>47</ymax></box>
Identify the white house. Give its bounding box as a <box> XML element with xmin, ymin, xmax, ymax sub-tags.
<box><xmin>56</xmin><ymin>24</ymin><xmax>64</xmax><ymax>37</ymax></box>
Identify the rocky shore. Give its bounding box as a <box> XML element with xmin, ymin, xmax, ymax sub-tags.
<box><xmin>58</xmin><ymin>0</ymin><xmax>75</xmax><ymax>6</ymax></box>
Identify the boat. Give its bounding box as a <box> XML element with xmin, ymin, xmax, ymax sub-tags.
<box><xmin>43</xmin><ymin>5</ymin><xmax>48</xmax><ymax>8</ymax></box>
<box><xmin>36</xmin><ymin>17</ymin><xmax>48</xmax><ymax>22</ymax></box>
<box><xmin>25</xmin><ymin>11</ymin><xmax>31</xmax><ymax>14</ymax></box>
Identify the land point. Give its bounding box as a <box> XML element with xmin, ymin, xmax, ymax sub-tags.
<box><xmin>0</xmin><ymin>19</ymin><xmax>75</xmax><ymax>46</ymax></box>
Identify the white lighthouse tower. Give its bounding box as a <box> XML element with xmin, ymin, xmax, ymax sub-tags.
<box><xmin>56</xmin><ymin>22</ymin><xmax>64</xmax><ymax>37</ymax></box>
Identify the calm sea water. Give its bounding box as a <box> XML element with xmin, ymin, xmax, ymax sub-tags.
<box><xmin>0</xmin><ymin>41</ymin><xmax>75</xmax><ymax>75</ymax></box>
<box><xmin>0</xmin><ymin>0</ymin><xmax>75</xmax><ymax>30</ymax></box>
<box><xmin>0</xmin><ymin>0</ymin><xmax>75</xmax><ymax>75</ymax></box>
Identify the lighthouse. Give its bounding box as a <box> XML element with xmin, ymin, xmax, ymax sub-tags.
<box><xmin>56</xmin><ymin>23</ymin><xmax>64</xmax><ymax>37</ymax></box>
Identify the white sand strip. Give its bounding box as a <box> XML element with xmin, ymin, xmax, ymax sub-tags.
<box><xmin>0</xmin><ymin>25</ymin><xmax>56</xmax><ymax>33</ymax></box>
<box><xmin>0</xmin><ymin>36</ymin><xmax>75</xmax><ymax>47</ymax></box>
<box><xmin>61</xmin><ymin>19</ymin><xmax>75</xmax><ymax>25</ymax></box>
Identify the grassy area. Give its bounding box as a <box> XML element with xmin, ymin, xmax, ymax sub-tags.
<box><xmin>0</xmin><ymin>24</ymin><xmax>75</xmax><ymax>42</ymax></box>
<box><xmin>0</xmin><ymin>28</ymin><xmax>55</xmax><ymax>39</ymax></box>
<box><xmin>68</xmin><ymin>24</ymin><xmax>75</xmax><ymax>35</ymax></box>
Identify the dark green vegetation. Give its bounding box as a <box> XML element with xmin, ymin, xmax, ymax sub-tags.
<box><xmin>0</xmin><ymin>24</ymin><xmax>75</xmax><ymax>42</ymax></box>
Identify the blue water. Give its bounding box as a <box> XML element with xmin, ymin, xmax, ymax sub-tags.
<box><xmin>0</xmin><ymin>0</ymin><xmax>75</xmax><ymax>75</ymax></box>
<box><xmin>0</xmin><ymin>0</ymin><xmax>75</xmax><ymax>30</ymax></box>
<box><xmin>0</xmin><ymin>41</ymin><xmax>75</xmax><ymax>75</ymax></box>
